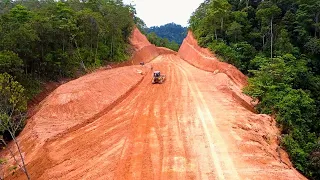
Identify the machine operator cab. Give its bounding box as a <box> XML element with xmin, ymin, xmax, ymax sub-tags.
<box><xmin>153</xmin><ymin>71</ymin><xmax>161</xmax><ymax>77</ymax></box>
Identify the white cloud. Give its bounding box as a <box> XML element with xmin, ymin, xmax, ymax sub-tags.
<box><xmin>123</xmin><ymin>0</ymin><xmax>204</xmax><ymax>27</ymax></box>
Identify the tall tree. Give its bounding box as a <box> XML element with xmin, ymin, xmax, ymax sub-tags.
<box><xmin>256</xmin><ymin>1</ymin><xmax>281</xmax><ymax>58</ymax></box>
<box><xmin>0</xmin><ymin>73</ymin><xmax>29</xmax><ymax>180</ymax></box>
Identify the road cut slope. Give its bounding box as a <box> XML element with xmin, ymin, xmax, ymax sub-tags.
<box><xmin>178</xmin><ymin>31</ymin><xmax>247</xmax><ymax>88</ymax></box>
<box><xmin>112</xmin><ymin>27</ymin><xmax>175</xmax><ymax>68</ymax></box>
<box><xmin>1</xmin><ymin>28</ymin><xmax>306</xmax><ymax>180</ymax></box>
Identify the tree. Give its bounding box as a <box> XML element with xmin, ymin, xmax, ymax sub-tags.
<box><xmin>305</xmin><ymin>37</ymin><xmax>320</xmax><ymax>55</ymax></box>
<box><xmin>256</xmin><ymin>1</ymin><xmax>281</xmax><ymax>58</ymax></box>
<box><xmin>274</xmin><ymin>29</ymin><xmax>295</xmax><ymax>56</ymax></box>
<box><xmin>0</xmin><ymin>73</ymin><xmax>29</xmax><ymax>180</ymax></box>
<box><xmin>207</xmin><ymin>0</ymin><xmax>232</xmax><ymax>40</ymax></box>
<box><xmin>310</xmin><ymin>141</ymin><xmax>320</xmax><ymax>178</ymax></box>
<box><xmin>147</xmin><ymin>23</ymin><xmax>187</xmax><ymax>45</ymax></box>
<box><xmin>146</xmin><ymin>32</ymin><xmax>179</xmax><ymax>51</ymax></box>
<box><xmin>244</xmin><ymin>54</ymin><xmax>318</xmax><ymax>177</ymax></box>
<box><xmin>227</xmin><ymin>21</ymin><xmax>242</xmax><ymax>42</ymax></box>
<box><xmin>0</xmin><ymin>4</ymin><xmax>38</xmax><ymax>75</ymax></box>
<box><xmin>305</xmin><ymin>0</ymin><xmax>320</xmax><ymax>38</ymax></box>
<box><xmin>0</xmin><ymin>51</ymin><xmax>24</xmax><ymax>77</ymax></box>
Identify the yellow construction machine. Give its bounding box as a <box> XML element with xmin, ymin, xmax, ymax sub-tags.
<box><xmin>152</xmin><ymin>71</ymin><xmax>166</xmax><ymax>84</ymax></box>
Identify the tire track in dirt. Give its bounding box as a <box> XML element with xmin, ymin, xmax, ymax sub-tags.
<box><xmin>114</xmin><ymin>56</ymin><xmax>169</xmax><ymax>180</ymax></box>
<box><xmin>170</xmin><ymin>55</ymin><xmax>240</xmax><ymax>180</ymax></box>
<box><xmin>115</xmin><ymin>55</ymin><xmax>212</xmax><ymax>179</ymax></box>
<box><xmin>5</xmin><ymin>54</ymin><xmax>305</xmax><ymax>180</ymax></box>
<box><xmin>160</xmin><ymin>59</ymin><xmax>187</xmax><ymax>180</ymax></box>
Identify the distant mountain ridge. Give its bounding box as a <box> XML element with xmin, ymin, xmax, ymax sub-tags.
<box><xmin>146</xmin><ymin>23</ymin><xmax>187</xmax><ymax>45</ymax></box>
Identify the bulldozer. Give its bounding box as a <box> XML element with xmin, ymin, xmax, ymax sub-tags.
<box><xmin>152</xmin><ymin>71</ymin><xmax>165</xmax><ymax>84</ymax></box>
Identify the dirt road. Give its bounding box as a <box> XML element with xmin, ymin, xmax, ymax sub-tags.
<box><xmin>6</xmin><ymin>54</ymin><xmax>304</xmax><ymax>179</ymax></box>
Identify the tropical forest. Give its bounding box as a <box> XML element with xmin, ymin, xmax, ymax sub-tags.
<box><xmin>189</xmin><ymin>0</ymin><xmax>320</xmax><ymax>178</ymax></box>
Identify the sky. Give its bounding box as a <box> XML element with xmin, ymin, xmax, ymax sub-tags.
<box><xmin>123</xmin><ymin>0</ymin><xmax>204</xmax><ymax>27</ymax></box>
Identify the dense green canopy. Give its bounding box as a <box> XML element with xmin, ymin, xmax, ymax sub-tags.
<box><xmin>147</xmin><ymin>23</ymin><xmax>187</xmax><ymax>45</ymax></box>
<box><xmin>0</xmin><ymin>0</ymin><xmax>135</xmax><ymax>97</ymax></box>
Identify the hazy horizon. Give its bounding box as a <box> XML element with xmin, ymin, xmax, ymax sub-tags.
<box><xmin>123</xmin><ymin>0</ymin><xmax>204</xmax><ymax>27</ymax></box>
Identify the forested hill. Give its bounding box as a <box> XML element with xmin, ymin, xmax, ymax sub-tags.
<box><xmin>147</xmin><ymin>23</ymin><xmax>187</xmax><ymax>45</ymax></box>
<box><xmin>0</xmin><ymin>0</ymin><xmax>136</xmax><ymax>98</ymax></box>
<box><xmin>0</xmin><ymin>0</ymin><xmax>138</xmax><ymax>146</ymax></box>
<box><xmin>189</xmin><ymin>0</ymin><xmax>320</xmax><ymax>179</ymax></box>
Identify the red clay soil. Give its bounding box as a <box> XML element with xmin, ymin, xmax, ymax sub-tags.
<box><xmin>27</xmin><ymin>27</ymin><xmax>169</xmax><ymax>117</ymax></box>
<box><xmin>178</xmin><ymin>31</ymin><xmax>248</xmax><ymax>88</ymax></box>
<box><xmin>1</xmin><ymin>28</ymin><xmax>306</xmax><ymax>180</ymax></box>
<box><xmin>130</xmin><ymin>27</ymin><xmax>152</xmax><ymax>51</ymax></box>
<box><xmin>111</xmin><ymin>28</ymin><xmax>175</xmax><ymax>68</ymax></box>
<box><xmin>157</xmin><ymin>47</ymin><xmax>177</xmax><ymax>55</ymax></box>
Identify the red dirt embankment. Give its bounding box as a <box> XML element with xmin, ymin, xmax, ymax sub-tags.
<box><xmin>130</xmin><ymin>27</ymin><xmax>152</xmax><ymax>51</ymax></box>
<box><xmin>4</xmin><ymin>65</ymin><xmax>148</xmax><ymax>160</ymax></box>
<box><xmin>177</xmin><ymin>31</ymin><xmax>305</xmax><ymax>179</ymax></box>
<box><xmin>27</xmin><ymin>27</ymin><xmax>160</xmax><ymax>116</ymax></box>
<box><xmin>24</xmin><ymin>27</ymin><xmax>174</xmax><ymax>142</ymax></box>
<box><xmin>178</xmin><ymin>31</ymin><xmax>247</xmax><ymax>88</ymax></box>
<box><xmin>178</xmin><ymin>31</ymin><xmax>254</xmax><ymax>112</ymax></box>
<box><xmin>0</xmin><ymin>27</ymin><xmax>153</xmax><ymax>177</ymax></box>
<box><xmin>113</xmin><ymin>27</ymin><xmax>176</xmax><ymax>67</ymax></box>
<box><xmin>130</xmin><ymin>27</ymin><xmax>176</xmax><ymax>55</ymax></box>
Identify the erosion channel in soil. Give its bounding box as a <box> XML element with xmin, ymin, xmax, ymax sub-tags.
<box><xmin>1</xmin><ymin>28</ymin><xmax>306</xmax><ymax>180</ymax></box>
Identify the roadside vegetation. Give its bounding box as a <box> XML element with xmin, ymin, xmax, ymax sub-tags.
<box><xmin>189</xmin><ymin>0</ymin><xmax>320</xmax><ymax>178</ymax></box>
<box><xmin>146</xmin><ymin>32</ymin><xmax>180</xmax><ymax>51</ymax></box>
<box><xmin>147</xmin><ymin>23</ymin><xmax>187</xmax><ymax>45</ymax></box>
<box><xmin>0</xmin><ymin>0</ymin><xmax>136</xmax><ymax>178</ymax></box>
<box><xmin>134</xmin><ymin>18</ymin><xmax>180</xmax><ymax>51</ymax></box>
